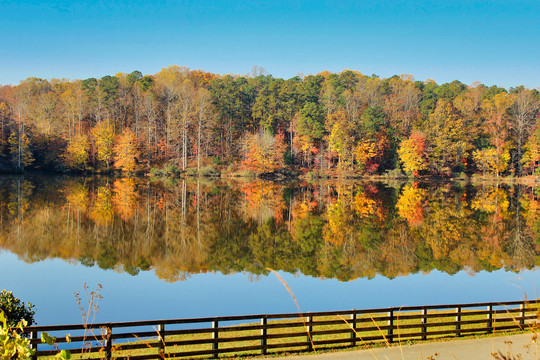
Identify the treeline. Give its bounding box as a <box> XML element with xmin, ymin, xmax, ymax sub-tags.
<box><xmin>0</xmin><ymin>66</ymin><xmax>539</xmax><ymax>176</ymax></box>
<box><xmin>0</xmin><ymin>177</ymin><xmax>538</xmax><ymax>281</ymax></box>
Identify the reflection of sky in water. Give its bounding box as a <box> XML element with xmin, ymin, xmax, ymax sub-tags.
<box><xmin>1</xmin><ymin>250</ymin><xmax>538</xmax><ymax>326</ymax></box>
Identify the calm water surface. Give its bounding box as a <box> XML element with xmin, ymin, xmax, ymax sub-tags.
<box><xmin>0</xmin><ymin>175</ymin><xmax>538</xmax><ymax>325</ymax></box>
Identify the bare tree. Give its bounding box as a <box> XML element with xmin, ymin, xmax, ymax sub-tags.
<box><xmin>176</xmin><ymin>80</ymin><xmax>195</xmax><ymax>170</ymax></box>
<box><xmin>512</xmin><ymin>89</ymin><xmax>539</xmax><ymax>175</ymax></box>
<box><xmin>195</xmin><ymin>88</ymin><xmax>214</xmax><ymax>171</ymax></box>
<box><xmin>140</xmin><ymin>90</ymin><xmax>158</xmax><ymax>166</ymax></box>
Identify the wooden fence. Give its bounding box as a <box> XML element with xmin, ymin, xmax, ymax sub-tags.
<box><xmin>25</xmin><ymin>299</ymin><xmax>539</xmax><ymax>360</ymax></box>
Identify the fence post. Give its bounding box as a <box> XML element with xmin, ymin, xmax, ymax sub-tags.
<box><xmin>306</xmin><ymin>314</ymin><xmax>314</xmax><ymax>351</ymax></box>
<box><xmin>520</xmin><ymin>303</ymin><xmax>525</xmax><ymax>327</ymax></box>
<box><xmin>30</xmin><ymin>330</ymin><xmax>38</xmax><ymax>360</ymax></box>
<box><xmin>350</xmin><ymin>311</ymin><xmax>357</xmax><ymax>347</ymax></box>
<box><xmin>260</xmin><ymin>316</ymin><xmax>267</xmax><ymax>355</ymax></box>
<box><xmin>421</xmin><ymin>307</ymin><xmax>427</xmax><ymax>340</ymax></box>
<box><xmin>387</xmin><ymin>309</ymin><xmax>394</xmax><ymax>343</ymax></box>
<box><xmin>487</xmin><ymin>305</ymin><xmax>493</xmax><ymax>333</ymax></box>
<box><xmin>105</xmin><ymin>327</ymin><xmax>112</xmax><ymax>360</ymax></box>
<box><xmin>455</xmin><ymin>306</ymin><xmax>462</xmax><ymax>337</ymax></box>
<box><xmin>158</xmin><ymin>322</ymin><xmax>165</xmax><ymax>356</ymax></box>
<box><xmin>212</xmin><ymin>320</ymin><xmax>219</xmax><ymax>358</ymax></box>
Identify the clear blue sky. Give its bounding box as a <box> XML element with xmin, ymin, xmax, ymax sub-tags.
<box><xmin>1</xmin><ymin>0</ymin><xmax>539</xmax><ymax>88</ymax></box>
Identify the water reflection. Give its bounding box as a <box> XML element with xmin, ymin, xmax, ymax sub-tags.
<box><xmin>0</xmin><ymin>176</ymin><xmax>538</xmax><ymax>282</ymax></box>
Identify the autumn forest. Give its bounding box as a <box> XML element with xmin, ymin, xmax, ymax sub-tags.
<box><xmin>1</xmin><ymin>66</ymin><xmax>539</xmax><ymax>177</ymax></box>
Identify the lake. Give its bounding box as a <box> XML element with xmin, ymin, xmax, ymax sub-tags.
<box><xmin>0</xmin><ymin>175</ymin><xmax>538</xmax><ymax>326</ymax></box>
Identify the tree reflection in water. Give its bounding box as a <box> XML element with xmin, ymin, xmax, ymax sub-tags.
<box><xmin>0</xmin><ymin>176</ymin><xmax>538</xmax><ymax>282</ymax></box>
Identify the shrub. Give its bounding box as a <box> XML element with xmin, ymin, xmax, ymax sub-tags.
<box><xmin>211</xmin><ymin>156</ymin><xmax>224</xmax><ymax>166</ymax></box>
<box><xmin>162</xmin><ymin>163</ymin><xmax>181</xmax><ymax>177</ymax></box>
<box><xmin>384</xmin><ymin>168</ymin><xmax>406</xmax><ymax>179</ymax></box>
<box><xmin>306</xmin><ymin>171</ymin><xmax>319</xmax><ymax>180</ymax></box>
<box><xmin>185</xmin><ymin>167</ymin><xmax>198</xmax><ymax>176</ymax></box>
<box><xmin>149</xmin><ymin>163</ymin><xmax>181</xmax><ymax>178</ymax></box>
<box><xmin>199</xmin><ymin>165</ymin><xmax>220</xmax><ymax>177</ymax></box>
<box><xmin>148</xmin><ymin>167</ymin><xmax>161</xmax><ymax>177</ymax></box>
<box><xmin>0</xmin><ymin>291</ymin><xmax>35</xmax><ymax>327</ymax></box>
<box><xmin>234</xmin><ymin>170</ymin><xmax>257</xmax><ymax>178</ymax></box>
<box><xmin>453</xmin><ymin>172</ymin><xmax>468</xmax><ymax>180</ymax></box>
<box><xmin>0</xmin><ymin>311</ymin><xmax>72</xmax><ymax>360</ymax></box>
<box><xmin>0</xmin><ymin>311</ymin><xmax>33</xmax><ymax>360</ymax></box>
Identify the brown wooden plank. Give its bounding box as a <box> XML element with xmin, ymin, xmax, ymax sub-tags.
<box><xmin>393</xmin><ymin>309</ymin><xmax>490</xmax><ymax>320</ymax></box>
<box><xmin>164</xmin><ymin>334</ymin><xmax>263</xmax><ymax>347</ymax></box>
<box><xmin>31</xmin><ymin>334</ymin><xmax>108</xmax><ymax>344</ymax></box>
<box><xmin>211</xmin><ymin>323</ymin><xmax>264</xmax><ymax>332</ymax></box>
<box><xmin>36</xmin><ymin>345</ymin><xmax>104</xmax><ymax>356</ymax></box>
<box><xmin>266</xmin><ymin>309</ymin><xmax>356</xmax><ymax>320</ymax></box>
<box><xmin>111</xmin><ymin>330</ymin><xmax>162</xmax><ymax>340</ymax></box>
<box><xmin>390</xmin><ymin>307</ymin><xmax>535</xmax><ymax>322</ymax></box>
<box><xmin>397</xmin><ymin>300</ymin><xmax>532</xmax><ymax>311</ymax></box>
<box><xmin>111</xmin><ymin>352</ymin><xmax>163</xmax><ymax>360</ymax></box>
<box><xmin>266</xmin><ymin>340</ymin><xmax>312</xmax><ymax>349</ymax></box>
<box><xmin>306</xmin><ymin>318</ymin><xmax>369</xmax><ymax>327</ymax></box>
<box><xmin>149</xmin><ymin>327</ymin><xmax>215</xmax><ymax>337</ymax></box>
<box><xmin>311</xmin><ymin>328</ymin><xmax>353</xmax><ymax>337</ymax></box>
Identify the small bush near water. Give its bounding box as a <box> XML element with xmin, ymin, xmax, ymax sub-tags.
<box><xmin>0</xmin><ymin>291</ymin><xmax>71</xmax><ymax>360</ymax></box>
<box><xmin>0</xmin><ymin>291</ymin><xmax>35</xmax><ymax>327</ymax></box>
<box><xmin>149</xmin><ymin>163</ymin><xmax>181</xmax><ymax>178</ymax></box>
<box><xmin>198</xmin><ymin>165</ymin><xmax>220</xmax><ymax>177</ymax></box>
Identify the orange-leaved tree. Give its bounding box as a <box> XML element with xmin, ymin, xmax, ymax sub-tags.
<box><xmin>242</xmin><ymin>130</ymin><xmax>286</xmax><ymax>172</ymax></box>
<box><xmin>355</xmin><ymin>131</ymin><xmax>390</xmax><ymax>174</ymax></box>
<box><xmin>396</xmin><ymin>184</ymin><xmax>426</xmax><ymax>226</ymax></box>
<box><xmin>112</xmin><ymin>178</ymin><xmax>139</xmax><ymax>221</ymax></box>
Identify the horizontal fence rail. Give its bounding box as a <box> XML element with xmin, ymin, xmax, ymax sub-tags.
<box><xmin>23</xmin><ymin>299</ymin><xmax>539</xmax><ymax>360</ymax></box>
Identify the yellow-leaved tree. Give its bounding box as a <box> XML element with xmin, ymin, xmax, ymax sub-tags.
<box><xmin>522</xmin><ymin>126</ymin><xmax>540</xmax><ymax>175</ymax></box>
<box><xmin>90</xmin><ymin>186</ymin><xmax>113</xmax><ymax>225</ymax></box>
<box><xmin>481</xmin><ymin>93</ymin><xmax>514</xmax><ymax>176</ymax></box>
<box><xmin>327</xmin><ymin>110</ymin><xmax>356</xmax><ymax>169</ymax></box>
<box><xmin>473</xmin><ymin>146</ymin><xmax>511</xmax><ymax>176</ymax></box>
<box><xmin>8</xmin><ymin>131</ymin><xmax>34</xmax><ymax>170</ymax></box>
<box><xmin>398</xmin><ymin>131</ymin><xmax>429</xmax><ymax>177</ymax></box>
<box><xmin>91</xmin><ymin>121</ymin><xmax>114</xmax><ymax>171</ymax></box>
<box><xmin>114</xmin><ymin>128</ymin><xmax>141</xmax><ymax>172</ymax></box>
<box><xmin>63</xmin><ymin>135</ymin><xmax>90</xmax><ymax>170</ymax></box>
